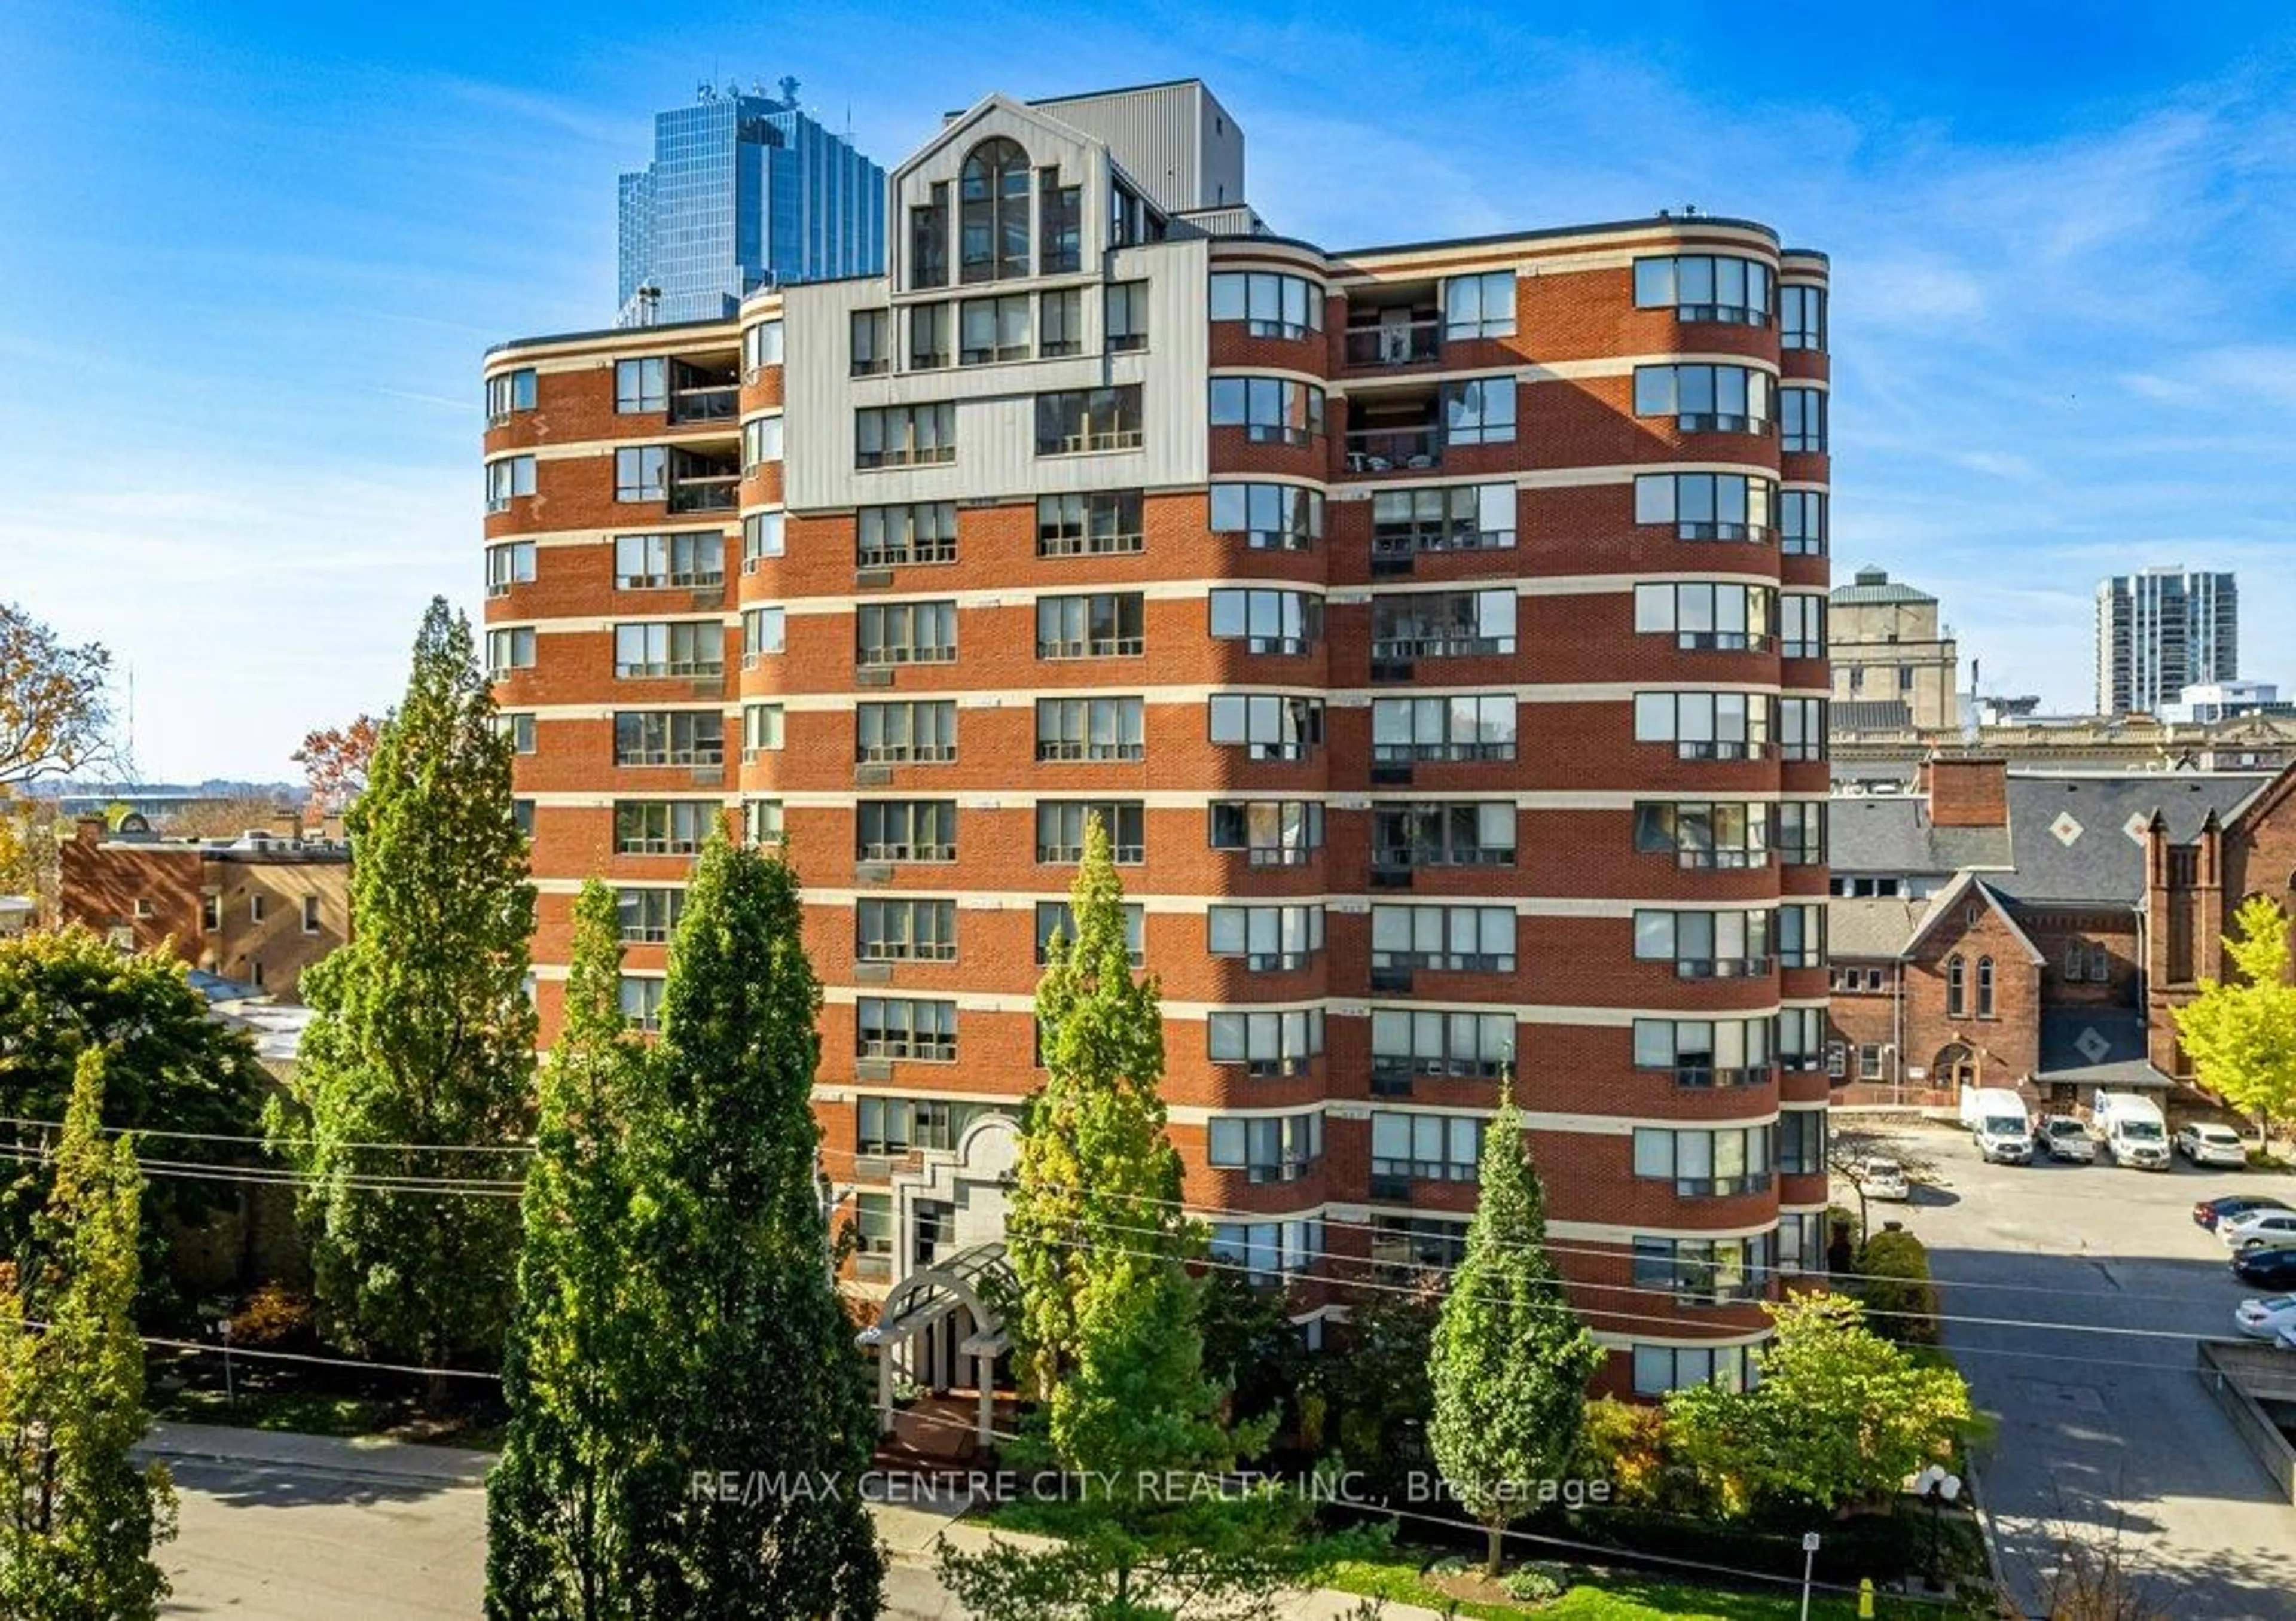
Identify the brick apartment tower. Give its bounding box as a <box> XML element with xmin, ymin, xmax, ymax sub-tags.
<box><xmin>483</xmin><ymin>81</ymin><xmax>1832</xmax><ymax>1397</ymax></box>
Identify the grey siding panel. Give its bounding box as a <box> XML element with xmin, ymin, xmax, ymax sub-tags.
<box><xmin>1034</xmin><ymin>84</ymin><xmax>1206</xmax><ymax>213</ymax></box>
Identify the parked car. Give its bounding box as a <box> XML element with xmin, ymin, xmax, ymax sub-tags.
<box><xmin>2234</xmin><ymin>1294</ymin><xmax>2296</xmax><ymax>1341</ymax></box>
<box><xmin>2033</xmin><ymin>1115</ymin><xmax>2096</xmax><ymax>1163</ymax></box>
<box><xmin>2221</xmin><ymin>1210</ymin><xmax>2296</xmax><ymax>1250</ymax></box>
<box><xmin>1853</xmin><ymin>1157</ymin><xmax>1910</xmax><ymax>1202</ymax></box>
<box><xmin>2177</xmin><ymin>1122</ymin><xmax>2249</xmax><ymax>1168</ymax></box>
<box><xmin>2194</xmin><ymin>1193</ymin><xmax>2290</xmax><ymax>1231</ymax></box>
<box><xmin>2233</xmin><ymin>1246</ymin><xmax>2296</xmax><ymax>1289</ymax></box>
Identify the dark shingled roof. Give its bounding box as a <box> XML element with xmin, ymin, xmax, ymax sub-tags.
<box><xmin>1831</xmin><ymin>699</ymin><xmax>1915</xmax><ymax>733</ymax></box>
<box><xmin>2036</xmin><ymin>1008</ymin><xmax>2173</xmax><ymax>1089</ymax></box>
<box><xmin>1828</xmin><ymin>796</ymin><xmax>2012</xmax><ymax>878</ymax></box>
<box><xmin>1997</xmin><ymin>773</ymin><xmax>2271</xmax><ymax>905</ymax></box>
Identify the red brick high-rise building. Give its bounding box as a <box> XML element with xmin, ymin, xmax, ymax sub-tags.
<box><xmin>483</xmin><ymin>80</ymin><xmax>1831</xmax><ymax>1397</ymax></box>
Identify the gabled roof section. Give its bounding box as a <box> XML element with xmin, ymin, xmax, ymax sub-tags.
<box><xmin>2224</xmin><ymin>755</ymin><xmax>2296</xmax><ymax>831</ymax></box>
<box><xmin>2001</xmin><ymin>772</ymin><xmax>2266</xmax><ymax>903</ymax></box>
<box><xmin>1903</xmin><ymin>872</ymin><xmax>2047</xmax><ymax>966</ymax></box>
<box><xmin>899</xmin><ymin>93</ymin><xmax>1145</xmax><ymax>202</ymax></box>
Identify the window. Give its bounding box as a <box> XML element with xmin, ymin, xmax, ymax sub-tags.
<box><xmin>1632</xmin><ymin>1234</ymin><xmax>1773</xmax><ymax>1305</ymax></box>
<box><xmin>857</xmin><ymin>403</ymin><xmax>956</xmax><ymax>468</ymax></box>
<box><xmin>1207</xmin><ymin>695</ymin><xmax>1324</xmax><ymax>761</ymax></box>
<box><xmin>1633</xmin><ymin>473</ymin><xmax>1776</xmax><ymax>541</ymax></box>
<box><xmin>1040</xmin><ymin>170</ymin><xmax>1081</xmax><ymax>274</ymax></box>
<box><xmin>486</xmin><ymin>541</ymin><xmax>536</xmax><ymax>596</ymax></box>
<box><xmin>1781</xmin><ymin>284</ymin><xmax>1827</xmax><ymax>351</ymax></box>
<box><xmin>1777</xmin><ymin>698</ymin><xmax>1825</xmax><ymax>762</ymax></box>
<box><xmin>959</xmin><ymin>294</ymin><xmax>1030</xmax><ymax>365</ymax></box>
<box><xmin>615</xmin><ymin>532</ymin><xmax>722</xmax><ymax>589</ymax></box>
<box><xmin>132</xmin><ymin>897</ymin><xmax>154</xmax><ymax>920</ymax></box>
<box><xmin>1371</xmin><ymin>905</ymin><xmax>1516</xmax><ymax>973</ymax></box>
<box><xmin>1370</xmin><ymin>1112</ymin><xmax>1482</xmax><ymax>1186</ymax></box>
<box><xmin>1372</xmin><ymin>589</ymin><xmax>1516</xmax><ymax>659</ymax></box>
<box><xmin>1104</xmin><ymin>282</ymin><xmax>1149</xmax><ymax>352</ymax></box>
<box><xmin>1774</xmin><ymin>801</ymin><xmax>1825</xmax><ymax>866</ymax></box>
<box><xmin>1370</xmin><ymin>1215</ymin><xmax>1469</xmax><ymax>1274</ymax></box>
<box><xmin>1777</xmin><ymin>903</ymin><xmax>1825</xmax><ymax>970</ymax></box>
<box><xmin>617</xmin><ymin>887</ymin><xmax>685</xmax><ymax>944</ymax></box>
<box><xmin>612</xmin><ymin>711</ymin><xmax>723</xmax><ymax>767</ymax></box>
<box><xmin>908</xmin><ymin>301</ymin><xmax>951</xmax><ymax>370</ymax></box>
<box><xmin>1632</xmin><ymin>254</ymin><xmax>1773</xmax><ymax>324</ymax></box>
<box><xmin>1632</xmin><ymin>1125</ymin><xmax>1775</xmax><ymax>1196</ymax></box>
<box><xmin>1210</xmin><ymin>1217</ymin><xmax>1325</xmax><ymax>1284</ymax></box>
<box><xmin>1208</xmin><ymin>271</ymin><xmax>1323</xmax><ymax>338</ymax></box>
<box><xmin>741</xmin><ymin>416</ymin><xmax>783</xmax><ymax>471</ymax></box>
<box><xmin>1370</xmin><ymin>694</ymin><xmax>1517</xmax><ymax>763</ymax></box>
<box><xmin>1781</xmin><ymin>595</ymin><xmax>1825</xmax><ymax>660</ymax></box>
<box><xmin>619</xmin><ymin>975</ymin><xmax>665</xmax><ymax>1033</ymax></box>
<box><xmin>1207</xmin><ymin>1011</ymin><xmax>1326</xmax><ymax>1078</ymax></box>
<box><xmin>497</xmin><ymin>712</ymin><xmax>537</xmax><ymax>754</ymax></box>
<box><xmin>742</xmin><ymin>512</ymin><xmax>784</xmax><ymax>569</ymax></box>
<box><xmin>1208</xmin><ymin>377</ymin><xmax>1324</xmax><ymax>444</ymax></box>
<box><xmin>850</xmin><ymin>309</ymin><xmax>891</xmax><ymax>377</ymax></box>
<box><xmin>1781</xmin><ymin>387</ymin><xmax>1827</xmax><ymax>452</ymax></box>
<box><xmin>1632</xmin><ymin>802</ymin><xmax>1769</xmax><ymax>868</ymax></box>
<box><xmin>744</xmin><ymin>798</ymin><xmax>784</xmax><ymax>845</ymax></box>
<box><xmin>910</xmin><ymin>182</ymin><xmax>949</xmax><ymax>290</ymax></box>
<box><xmin>1039</xmin><ymin>288</ymin><xmax>1082</xmax><ymax>358</ymax></box>
<box><xmin>1633</xmin><ymin>692</ymin><xmax>1771</xmax><ymax>760</ymax></box>
<box><xmin>1207</xmin><ymin>904</ymin><xmax>1324</xmax><ymax>970</ymax></box>
<box><xmin>1372</xmin><ymin>803</ymin><xmax>1517</xmax><ymax>869</ymax></box>
<box><xmin>1779</xmin><ymin>490</ymin><xmax>1827</xmax><ymax>557</ymax></box>
<box><xmin>1778</xmin><ymin>1006</ymin><xmax>1825</xmax><ymax>1071</ymax></box>
<box><xmin>301</xmin><ymin>895</ymin><xmax>322</xmax><ymax>933</ymax></box>
<box><xmin>1372</xmin><ymin>1009</ymin><xmax>1514</xmax><ymax>1094</ymax></box>
<box><xmin>2066</xmin><ymin>940</ymin><xmax>2111</xmax><ymax>982</ymax></box>
<box><xmin>1037</xmin><ymin>593</ymin><xmax>1144</xmax><ymax>658</ymax></box>
<box><xmin>856</xmin><ymin>801</ymin><xmax>957</xmax><ymax>863</ymax></box>
<box><xmin>742</xmin><ymin>319</ymin><xmax>783</xmax><ymax>372</ymax></box>
<box><xmin>615</xmin><ymin>445</ymin><xmax>667</xmax><ymax>502</ymax></box>
<box><xmin>1209</xmin><ymin>483</ymin><xmax>1322</xmax><ymax>550</ymax></box>
<box><xmin>1443</xmin><ymin>271</ymin><xmax>1515</xmax><ymax>338</ymax></box>
<box><xmin>1208</xmin><ymin>588</ymin><xmax>1322</xmax><ymax>655</ymax></box>
<box><xmin>857</xmin><ymin>503</ymin><xmax>957</xmax><ymax>569</ymax></box>
<box><xmin>958</xmin><ymin>137</ymin><xmax>1030</xmax><ymax>283</ymax></box>
<box><xmin>1633</xmin><ymin>583</ymin><xmax>1776</xmax><ymax>651</ymax></box>
<box><xmin>857</xmin><ymin>997</ymin><xmax>957</xmax><ymax>1061</ymax></box>
<box><xmin>857</xmin><ymin>898</ymin><xmax>957</xmax><ymax>963</ymax></box>
<box><xmin>485</xmin><ymin>455</ymin><xmax>535</xmax><ymax>512</ymax></box>
<box><xmin>1945</xmin><ymin>954</ymin><xmax>1967</xmax><ymax>1018</ymax></box>
<box><xmin>1779</xmin><ymin>1110</ymin><xmax>1825</xmax><ymax>1174</ymax></box>
<box><xmin>615</xmin><ymin>621</ymin><xmax>721</xmax><ymax>679</ymax></box>
<box><xmin>614</xmin><ymin>356</ymin><xmax>667</xmax><ymax>413</ymax></box>
<box><xmin>856</xmin><ymin>701</ymin><xmax>956</xmax><ymax>764</ymax></box>
<box><xmin>741</xmin><ymin>606</ymin><xmax>784</xmax><ymax>659</ymax></box>
<box><xmin>1633</xmin><ymin>1344</ymin><xmax>1748</xmax><ymax>1397</ymax></box>
<box><xmin>1977</xmin><ymin>955</ymin><xmax>1996</xmax><ymax>1018</ymax></box>
<box><xmin>1634</xmin><ymin>1017</ymin><xmax>1773</xmax><ymax>1088</ymax></box>
<box><xmin>1036</xmin><ymin>900</ymin><xmax>1143</xmax><ymax>966</ymax></box>
<box><xmin>1036</xmin><ymin>800</ymin><xmax>1144</xmax><ymax>863</ymax></box>
<box><xmin>741</xmin><ymin>704</ymin><xmax>783</xmax><ymax>755</ymax></box>
<box><xmin>1035</xmin><ymin>697</ymin><xmax>1146</xmax><ymax>761</ymax></box>
<box><xmin>858</xmin><ymin>1097</ymin><xmax>1007</xmax><ymax>1155</ymax></box>
<box><xmin>201</xmin><ymin>894</ymin><xmax>222</xmax><ymax>932</ymax></box>
<box><xmin>486</xmin><ymin>627</ymin><xmax>535</xmax><ymax>674</ymax></box>
<box><xmin>1440</xmin><ymin>378</ymin><xmax>1515</xmax><ymax>445</ymax></box>
<box><xmin>1634</xmin><ymin>908</ymin><xmax>1774</xmax><ymax>978</ymax></box>
<box><xmin>1633</xmin><ymin>364</ymin><xmax>1775</xmax><ymax>432</ymax></box>
<box><xmin>1859</xmin><ymin>1043</ymin><xmax>1885</xmax><ymax>1081</ymax></box>
<box><xmin>486</xmin><ymin>367</ymin><xmax>535</xmax><ymax>420</ymax></box>
<box><xmin>615</xmin><ymin>801</ymin><xmax>715</xmax><ymax>855</ymax></box>
<box><xmin>856</xmin><ymin>600</ymin><xmax>957</xmax><ymax>666</ymax></box>
<box><xmin>1372</xmin><ymin>484</ymin><xmax>1515</xmax><ymax>555</ymax></box>
<box><xmin>1036</xmin><ymin>386</ymin><xmax>1144</xmax><ymax>454</ymax></box>
<box><xmin>1206</xmin><ymin>1110</ymin><xmax>1325</xmax><ymax>1178</ymax></box>
<box><xmin>1036</xmin><ymin>491</ymin><xmax>1144</xmax><ymax>557</ymax></box>
<box><xmin>1208</xmin><ymin>800</ymin><xmax>1323</xmax><ymax>864</ymax></box>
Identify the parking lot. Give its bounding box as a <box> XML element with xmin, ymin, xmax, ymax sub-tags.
<box><xmin>1841</xmin><ymin>1125</ymin><xmax>2296</xmax><ymax>1619</ymax></box>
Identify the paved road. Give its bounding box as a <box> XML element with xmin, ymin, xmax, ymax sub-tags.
<box><xmin>1843</xmin><ymin>1127</ymin><xmax>2296</xmax><ymax>1619</ymax></box>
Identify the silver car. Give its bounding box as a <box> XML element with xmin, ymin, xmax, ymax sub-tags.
<box><xmin>2034</xmin><ymin>1115</ymin><xmax>2096</xmax><ymax>1163</ymax></box>
<box><xmin>2178</xmin><ymin>1122</ymin><xmax>2249</xmax><ymax>1169</ymax></box>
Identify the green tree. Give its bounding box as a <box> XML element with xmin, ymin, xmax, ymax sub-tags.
<box><xmin>0</xmin><ymin>926</ymin><xmax>268</xmax><ymax>1315</ymax></box>
<box><xmin>1320</xmin><ymin>1271</ymin><xmax>1440</xmax><ymax>1506</ymax></box>
<box><xmin>1854</xmin><ymin>1228</ymin><xmax>1941</xmax><ymax>1346</ymax></box>
<box><xmin>1427</xmin><ymin>1085</ymin><xmax>1606</xmax><ymax>1574</ymax></box>
<box><xmin>1665</xmin><ymin>1292</ymin><xmax>1971</xmax><ymax>1517</ymax></box>
<box><xmin>621</xmin><ymin>832</ymin><xmax>883</xmax><ymax>1617</ymax></box>
<box><xmin>266</xmin><ymin>599</ymin><xmax>536</xmax><ymax>1384</ymax></box>
<box><xmin>2176</xmin><ymin>893</ymin><xmax>2296</xmax><ymax>1153</ymax></box>
<box><xmin>0</xmin><ymin>1051</ymin><xmax>178</xmax><ymax>1618</ymax></box>
<box><xmin>486</xmin><ymin>882</ymin><xmax>665</xmax><ymax>1619</ymax></box>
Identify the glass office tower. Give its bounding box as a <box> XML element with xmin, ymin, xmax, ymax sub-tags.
<box><xmin>617</xmin><ymin>81</ymin><xmax>886</xmax><ymax>326</ymax></box>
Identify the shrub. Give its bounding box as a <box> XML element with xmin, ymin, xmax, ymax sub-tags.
<box><xmin>1856</xmin><ymin>1228</ymin><xmax>1940</xmax><ymax>1345</ymax></box>
<box><xmin>228</xmin><ymin>1283</ymin><xmax>315</xmax><ymax>1350</ymax></box>
<box><xmin>1501</xmin><ymin>1561</ymin><xmax>1570</xmax><ymax>1601</ymax></box>
<box><xmin>1574</xmin><ymin>1396</ymin><xmax>1668</xmax><ymax>1509</ymax></box>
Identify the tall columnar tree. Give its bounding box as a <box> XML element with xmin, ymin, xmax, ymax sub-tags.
<box><xmin>267</xmin><ymin>599</ymin><xmax>536</xmax><ymax>1383</ymax></box>
<box><xmin>1428</xmin><ymin>1085</ymin><xmax>1605</xmax><ymax>1575</ymax></box>
<box><xmin>0</xmin><ymin>1051</ymin><xmax>177</xmax><ymax>1619</ymax></box>
<box><xmin>622</xmin><ymin>832</ymin><xmax>883</xmax><ymax>1618</ymax></box>
<box><xmin>487</xmin><ymin>881</ymin><xmax>664</xmax><ymax>1620</ymax></box>
<box><xmin>2176</xmin><ymin>893</ymin><xmax>2296</xmax><ymax>1154</ymax></box>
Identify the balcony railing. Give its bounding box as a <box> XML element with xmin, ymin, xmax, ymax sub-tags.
<box><xmin>1372</xmin><ymin>845</ymin><xmax>1515</xmax><ymax>870</ymax></box>
<box><xmin>1343</xmin><ymin>320</ymin><xmax>1441</xmax><ymax>368</ymax></box>
<box><xmin>667</xmin><ymin>476</ymin><xmax>739</xmax><ymax>514</ymax></box>
<box><xmin>668</xmin><ymin>386</ymin><xmax>738</xmax><ymax>425</ymax></box>
<box><xmin>1370</xmin><ymin>633</ymin><xmax>1513</xmax><ymax>661</ymax></box>
<box><xmin>1344</xmin><ymin>428</ymin><xmax>1442</xmax><ymax>474</ymax></box>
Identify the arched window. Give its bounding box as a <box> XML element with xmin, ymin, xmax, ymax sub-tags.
<box><xmin>1976</xmin><ymin>955</ymin><xmax>1995</xmax><ymax>1018</ymax></box>
<box><xmin>960</xmin><ymin>138</ymin><xmax>1031</xmax><ymax>283</ymax></box>
<box><xmin>1945</xmin><ymin>954</ymin><xmax>1965</xmax><ymax>1019</ymax></box>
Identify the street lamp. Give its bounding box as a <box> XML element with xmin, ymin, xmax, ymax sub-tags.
<box><xmin>1913</xmin><ymin>1464</ymin><xmax>1962</xmax><ymax>1591</ymax></box>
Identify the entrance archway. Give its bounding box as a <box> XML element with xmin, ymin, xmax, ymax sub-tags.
<box><xmin>1934</xmin><ymin>1042</ymin><xmax>1977</xmax><ymax>1094</ymax></box>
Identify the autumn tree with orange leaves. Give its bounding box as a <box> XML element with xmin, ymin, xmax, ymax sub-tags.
<box><xmin>292</xmin><ymin>715</ymin><xmax>380</xmax><ymax>811</ymax></box>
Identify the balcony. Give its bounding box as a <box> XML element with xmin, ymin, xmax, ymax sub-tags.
<box><xmin>1343</xmin><ymin>317</ymin><xmax>1441</xmax><ymax>370</ymax></box>
<box><xmin>667</xmin><ymin>448</ymin><xmax>740</xmax><ymax>514</ymax></box>
<box><xmin>668</xmin><ymin>361</ymin><xmax>739</xmax><ymax>426</ymax></box>
<box><xmin>1344</xmin><ymin>426</ymin><xmax>1442</xmax><ymax>475</ymax></box>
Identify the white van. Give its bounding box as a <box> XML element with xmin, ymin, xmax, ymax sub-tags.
<box><xmin>1961</xmin><ymin>1086</ymin><xmax>2033</xmax><ymax>1165</ymax></box>
<box><xmin>2093</xmin><ymin>1091</ymin><xmax>2170</xmax><ymax>1170</ymax></box>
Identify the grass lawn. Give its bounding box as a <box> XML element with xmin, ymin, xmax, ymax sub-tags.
<box><xmin>1321</xmin><ymin>1551</ymin><xmax>1966</xmax><ymax>1620</ymax></box>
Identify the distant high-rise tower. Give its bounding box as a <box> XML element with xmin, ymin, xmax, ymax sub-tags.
<box><xmin>616</xmin><ymin>80</ymin><xmax>886</xmax><ymax>326</ymax></box>
<box><xmin>2094</xmin><ymin>568</ymin><xmax>2238</xmax><ymax>715</ymax></box>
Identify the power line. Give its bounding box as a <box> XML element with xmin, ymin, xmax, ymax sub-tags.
<box><xmin>0</xmin><ymin>1115</ymin><xmax>536</xmax><ymax>1157</ymax></box>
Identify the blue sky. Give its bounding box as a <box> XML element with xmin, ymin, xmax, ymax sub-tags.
<box><xmin>4</xmin><ymin>1</ymin><xmax>2294</xmax><ymax>781</ymax></box>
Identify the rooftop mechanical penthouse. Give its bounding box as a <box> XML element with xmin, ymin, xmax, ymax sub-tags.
<box><xmin>483</xmin><ymin>77</ymin><xmax>1833</xmax><ymax>1399</ymax></box>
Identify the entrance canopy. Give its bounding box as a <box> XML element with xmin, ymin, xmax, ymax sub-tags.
<box><xmin>856</xmin><ymin>1241</ymin><xmax>1013</xmax><ymax>1359</ymax></box>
